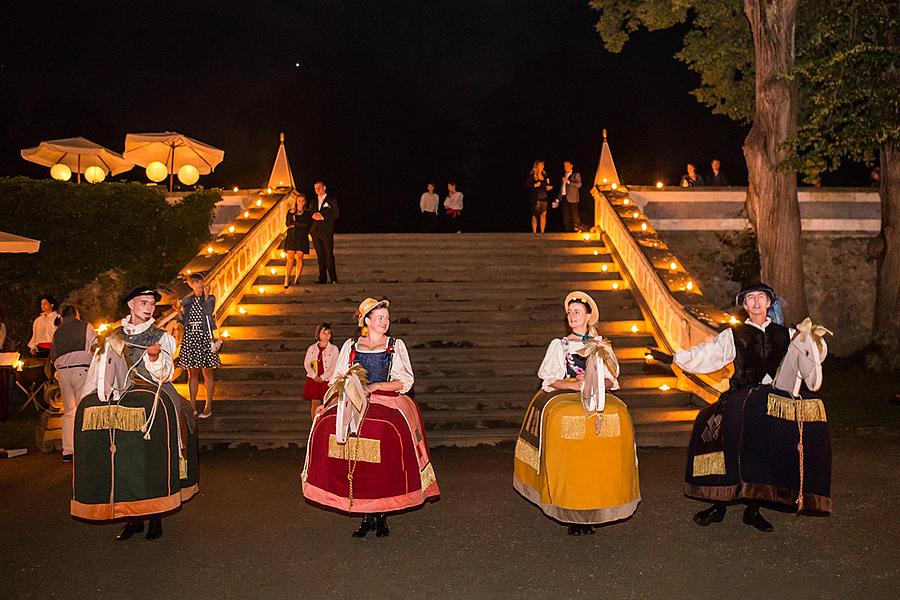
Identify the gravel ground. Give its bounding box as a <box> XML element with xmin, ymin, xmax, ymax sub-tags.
<box><xmin>2</xmin><ymin>430</ymin><xmax>898</xmax><ymax>600</ymax></box>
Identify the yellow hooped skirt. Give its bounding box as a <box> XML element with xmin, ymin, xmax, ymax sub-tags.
<box><xmin>513</xmin><ymin>390</ymin><xmax>640</xmax><ymax>524</ymax></box>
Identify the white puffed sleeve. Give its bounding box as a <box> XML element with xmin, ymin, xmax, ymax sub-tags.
<box><xmin>330</xmin><ymin>339</ymin><xmax>354</xmax><ymax>385</ymax></box>
<box><xmin>389</xmin><ymin>338</ymin><xmax>415</xmax><ymax>394</ymax></box>
<box><xmin>538</xmin><ymin>339</ymin><xmax>567</xmax><ymax>392</ymax></box>
<box><xmin>143</xmin><ymin>331</ymin><xmax>176</xmax><ymax>383</ymax></box>
<box><xmin>673</xmin><ymin>328</ymin><xmax>736</xmax><ymax>374</ymax></box>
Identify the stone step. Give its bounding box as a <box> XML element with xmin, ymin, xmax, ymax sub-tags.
<box><xmin>217</xmin><ymin>345</ymin><xmax>652</xmax><ymax>366</ymax></box>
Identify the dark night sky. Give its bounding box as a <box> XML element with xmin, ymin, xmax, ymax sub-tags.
<box><xmin>0</xmin><ymin>1</ymin><xmax>867</xmax><ymax>232</ymax></box>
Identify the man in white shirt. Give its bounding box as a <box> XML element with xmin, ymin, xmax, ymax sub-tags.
<box><xmin>419</xmin><ymin>183</ymin><xmax>440</xmax><ymax>232</ymax></box>
<box><xmin>311</xmin><ymin>180</ymin><xmax>340</xmax><ymax>284</ymax></box>
<box><xmin>50</xmin><ymin>304</ymin><xmax>96</xmax><ymax>463</ymax></box>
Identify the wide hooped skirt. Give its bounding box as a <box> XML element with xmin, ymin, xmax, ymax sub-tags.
<box><xmin>302</xmin><ymin>392</ymin><xmax>440</xmax><ymax>514</ymax></box>
<box><xmin>71</xmin><ymin>385</ymin><xmax>199</xmax><ymax>520</ymax></box>
<box><xmin>513</xmin><ymin>390</ymin><xmax>641</xmax><ymax>525</ymax></box>
<box><xmin>684</xmin><ymin>386</ymin><xmax>832</xmax><ymax>514</ymax></box>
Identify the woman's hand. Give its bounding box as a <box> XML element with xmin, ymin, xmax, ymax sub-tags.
<box><xmin>364</xmin><ymin>383</ymin><xmax>381</xmax><ymax>395</ymax></box>
<box><xmin>576</xmin><ymin>372</ymin><xmax>585</xmax><ymax>382</ymax></box>
<box><xmin>533</xmin><ymin>181</ymin><xmax>541</xmax><ymax>188</ymax></box>
<box><xmin>312</xmin><ymin>212</ymin><xmax>325</xmax><ymax>221</ymax></box>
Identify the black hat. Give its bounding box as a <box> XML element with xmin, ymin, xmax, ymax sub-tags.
<box><xmin>735</xmin><ymin>283</ymin><xmax>776</xmax><ymax>306</ymax></box>
<box><xmin>123</xmin><ymin>285</ymin><xmax>161</xmax><ymax>304</ymax></box>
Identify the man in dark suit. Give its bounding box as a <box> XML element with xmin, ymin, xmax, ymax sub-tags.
<box><xmin>558</xmin><ymin>160</ymin><xmax>583</xmax><ymax>232</ymax></box>
<box><xmin>311</xmin><ymin>180</ymin><xmax>339</xmax><ymax>284</ymax></box>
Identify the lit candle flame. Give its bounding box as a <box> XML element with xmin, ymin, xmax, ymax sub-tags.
<box><xmin>601</xmin><ymin>264</ymin><xmax>609</xmax><ymax>272</ymax></box>
<box><xmin>612</xmin><ymin>282</ymin><xmax>620</xmax><ymax>290</ymax></box>
<box><xmin>279</xmin><ymin>251</ymin><xmax>286</xmax><ymax>259</ymax></box>
<box><xmin>238</xmin><ymin>306</ymin><xmax>247</xmax><ymax>314</ymax></box>
<box><xmin>630</xmin><ymin>325</ymin><xmax>639</xmax><ymax>333</ymax></box>
<box><xmin>221</xmin><ymin>329</ymin><xmax>231</xmax><ymax>338</ymax></box>
<box><xmin>686</xmin><ymin>280</ymin><xmax>694</xmax><ymax>291</ymax></box>
<box><xmin>258</xmin><ymin>287</ymin><xmax>265</xmax><ymax>294</ymax></box>
<box><xmin>669</xmin><ymin>261</ymin><xmax>677</xmax><ymax>270</ymax></box>
<box><xmin>611</xmin><ymin>182</ymin><xmax>618</xmax><ymax>190</ymax></box>
<box><xmin>641</xmin><ymin>223</ymin><xmax>648</xmax><ymax>231</ymax></box>
<box><xmin>656</xmin><ymin>181</ymin><xmax>663</xmax><ymax>189</ymax></box>
<box><xmin>623</xmin><ymin>198</ymin><xmax>630</xmax><ymax>205</ymax></box>
<box><xmin>243</xmin><ymin>210</ymin><xmax>250</xmax><ymax>218</ymax></box>
<box><xmin>207</xmin><ymin>246</ymin><xmax>214</xmax><ymax>253</ymax></box>
<box><xmin>659</xmin><ymin>384</ymin><xmax>671</xmax><ymax>391</ymax></box>
<box><xmin>256</xmin><ymin>198</ymin><xmax>263</xmax><ymax>207</ymax></box>
<box><xmin>233</xmin><ymin>186</ymin><xmax>239</xmax><ymax>192</ymax></box>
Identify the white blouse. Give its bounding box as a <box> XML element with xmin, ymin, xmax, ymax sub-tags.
<box><xmin>304</xmin><ymin>342</ymin><xmax>340</xmax><ymax>380</ymax></box>
<box><xmin>28</xmin><ymin>311</ymin><xmax>59</xmax><ymax>351</ymax></box>
<box><xmin>331</xmin><ymin>338</ymin><xmax>415</xmax><ymax>394</ymax></box>
<box><xmin>673</xmin><ymin>319</ymin><xmax>795</xmax><ymax>385</ymax></box>
<box><xmin>444</xmin><ymin>191</ymin><xmax>464</xmax><ymax>211</ymax></box>
<box><xmin>538</xmin><ymin>337</ymin><xmax>620</xmax><ymax>393</ymax></box>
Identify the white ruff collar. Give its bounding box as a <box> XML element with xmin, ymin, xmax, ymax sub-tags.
<box><xmin>121</xmin><ymin>316</ymin><xmax>155</xmax><ymax>335</ymax></box>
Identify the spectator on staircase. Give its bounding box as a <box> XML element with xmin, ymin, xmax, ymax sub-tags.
<box><xmin>444</xmin><ymin>181</ymin><xmax>464</xmax><ymax>233</ymax></box>
<box><xmin>527</xmin><ymin>161</ymin><xmax>553</xmax><ymax>234</ymax></box>
<box><xmin>707</xmin><ymin>159</ymin><xmax>728</xmax><ymax>186</ymax></box>
<box><xmin>419</xmin><ymin>183</ymin><xmax>440</xmax><ymax>232</ymax></box>
<box><xmin>28</xmin><ymin>294</ymin><xmax>59</xmax><ymax>357</ymax></box>
<box><xmin>303</xmin><ymin>322</ymin><xmax>339</xmax><ymax>421</ymax></box>
<box><xmin>680</xmin><ymin>163</ymin><xmax>704</xmax><ymax>188</ymax></box>
<box><xmin>284</xmin><ymin>193</ymin><xmax>312</xmax><ymax>288</ymax></box>
<box><xmin>177</xmin><ymin>273</ymin><xmax>221</xmax><ymax>418</ymax></box>
<box><xmin>558</xmin><ymin>160</ymin><xmax>583</xmax><ymax>232</ymax></box>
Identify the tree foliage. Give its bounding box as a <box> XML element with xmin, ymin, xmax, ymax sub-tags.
<box><xmin>787</xmin><ymin>0</ymin><xmax>900</xmax><ymax>182</ymax></box>
<box><xmin>0</xmin><ymin>178</ymin><xmax>219</xmax><ymax>343</ymax></box>
<box><xmin>591</xmin><ymin>0</ymin><xmax>755</xmax><ymax>123</ymax></box>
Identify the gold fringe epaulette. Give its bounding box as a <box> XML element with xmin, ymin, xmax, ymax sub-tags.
<box><xmin>693</xmin><ymin>451</ymin><xmax>726</xmax><ymax>477</ymax></box>
<box><xmin>766</xmin><ymin>394</ymin><xmax>827</xmax><ymax>422</ymax></box>
<box><xmin>328</xmin><ymin>435</ymin><xmax>381</xmax><ymax>464</ymax></box>
<box><xmin>81</xmin><ymin>405</ymin><xmax>147</xmax><ymax>432</ymax></box>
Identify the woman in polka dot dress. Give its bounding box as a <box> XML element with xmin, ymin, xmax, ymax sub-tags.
<box><xmin>178</xmin><ymin>273</ymin><xmax>221</xmax><ymax>417</ymax></box>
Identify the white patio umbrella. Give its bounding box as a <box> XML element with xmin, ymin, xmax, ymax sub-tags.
<box><xmin>123</xmin><ymin>132</ymin><xmax>225</xmax><ymax>191</ymax></box>
<box><xmin>20</xmin><ymin>137</ymin><xmax>133</xmax><ymax>183</ymax></box>
<box><xmin>0</xmin><ymin>231</ymin><xmax>40</xmax><ymax>253</ymax></box>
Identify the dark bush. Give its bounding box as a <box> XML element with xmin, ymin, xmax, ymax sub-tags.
<box><xmin>0</xmin><ymin>177</ymin><xmax>219</xmax><ymax>346</ymax></box>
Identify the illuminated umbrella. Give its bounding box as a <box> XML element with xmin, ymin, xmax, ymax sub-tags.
<box><xmin>123</xmin><ymin>132</ymin><xmax>225</xmax><ymax>191</ymax></box>
<box><xmin>20</xmin><ymin>137</ymin><xmax>133</xmax><ymax>183</ymax></box>
<box><xmin>0</xmin><ymin>231</ymin><xmax>40</xmax><ymax>253</ymax></box>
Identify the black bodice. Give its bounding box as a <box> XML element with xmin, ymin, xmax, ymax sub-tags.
<box><xmin>730</xmin><ymin>323</ymin><xmax>790</xmax><ymax>390</ymax></box>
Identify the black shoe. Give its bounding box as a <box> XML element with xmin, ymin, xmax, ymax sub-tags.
<box><xmin>582</xmin><ymin>524</ymin><xmax>595</xmax><ymax>535</ymax></box>
<box><xmin>352</xmin><ymin>515</ymin><xmax>375</xmax><ymax>538</ymax></box>
<box><xmin>567</xmin><ymin>524</ymin><xmax>582</xmax><ymax>536</ymax></box>
<box><xmin>116</xmin><ymin>519</ymin><xmax>144</xmax><ymax>541</ymax></box>
<box><xmin>693</xmin><ymin>503</ymin><xmax>727</xmax><ymax>526</ymax></box>
<box><xmin>62</xmin><ymin>454</ymin><xmax>73</xmax><ymax>463</ymax></box>
<box><xmin>743</xmin><ymin>507</ymin><xmax>774</xmax><ymax>532</ymax></box>
<box><xmin>145</xmin><ymin>516</ymin><xmax>163</xmax><ymax>540</ymax></box>
<box><xmin>315</xmin><ymin>279</ymin><xmax>327</xmax><ymax>285</ymax></box>
<box><xmin>375</xmin><ymin>513</ymin><xmax>389</xmax><ymax>537</ymax></box>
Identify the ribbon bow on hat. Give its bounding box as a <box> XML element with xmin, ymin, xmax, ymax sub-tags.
<box><xmin>576</xmin><ymin>337</ymin><xmax>620</xmax><ymax>413</ymax></box>
<box><xmin>324</xmin><ymin>364</ymin><xmax>370</xmax><ymax>443</ymax></box>
<box><xmin>794</xmin><ymin>317</ymin><xmax>832</xmax><ymax>356</ymax></box>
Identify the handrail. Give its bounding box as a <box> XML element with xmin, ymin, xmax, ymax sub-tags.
<box><xmin>592</xmin><ymin>185</ymin><xmax>729</xmax><ymax>403</ymax></box>
<box><xmin>157</xmin><ymin>189</ymin><xmax>296</xmax><ymax>328</ymax></box>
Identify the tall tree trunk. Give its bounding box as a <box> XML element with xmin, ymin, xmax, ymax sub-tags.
<box><xmin>872</xmin><ymin>141</ymin><xmax>900</xmax><ymax>369</ymax></box>
<box><xmin>742</xmin><ymin>0</ymin><xmax>809</xmax><ymax>323</ymax></box>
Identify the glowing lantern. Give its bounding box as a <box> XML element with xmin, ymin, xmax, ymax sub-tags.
<box><xmin>233</xmin><ymin>186</ymin><xmax>239</xmax><ymax>192</ymax></box>
<box><xmin>84</xmin><ymin>165</ymin><xmax>105</xmax><ymax>184</ymax></box>
<box><xmin>623</xmin><ymin>198</ymin><xmax>630</xmax><ymax>205</ymax></box>
<box><xmin>258</xmin><ymin>287</ymin><xmax>266</xmax><ymax>294</ymax></box>
<box><xmin>686</xmin><ymin>280</ymin><xmax>694</xmax><ymax>291</ymax></box>
<box><xmin>659</xmin><ymin>384</ymin><xmax>671</xmax><ymax>391</ymax></box>
<box><xmin>630</xmin><ymin>325</ymin><xmax>639</xmax><ymax>333</ymax></box>
<box><xmin>146</xmin><ymin>161</ymin><xmax>168</xmax><ymax>182</ymax></box>
<box><xmin>601</xmin><ymin>264</ymin><xmax>608</xmax><ymax>272</ymax></box>
<box><xmin>612</xmin><ymin>282</ymin><xmax>620</xmax><ymax>290</ymax></box>
<box><xmin>602</xmin><ymin>178</ymin><xmax>608</xmax><ymax>184</ymax></box>
<box><xmin>641</xmin><ymin>223</ymin><xmax>648</xmax><ymax>231</ymax></box>
<box><xmin>644</xmin><ymin>353</ymin><xmax>653</xmax><ymax>363</ymax></box>
<box><xmin>177</xmin><ymin>164</ymin><xmax>200</xmax><ymax>185</ymax></box>
<box><xmin>50</xmin><ymin>163</ymin><xmax>72</xmax><ymax>182</ymax></box>
<box><xmin>256</xmin><ymin>199</ymin><xmax>262</xmax><ymax>207</ymax></box>
<box><xmin>729</xmin><ymin>315</ymin><xmax>739</xmax><ymax>325</ymax></box>
<box><xmin>238</xmin><ymin>306</ymin><xmax>247</xmax><ymax>315</ymax></box>
<box><xmin>186</xmin><ymin>269</ymin><xmax>192</xmax><ymax>275</ymax></box>
<box><xmin>266</xmin><ymin>187</ymin><xmax>273</xmax><ymax>194</ymax></box>
<box><xmin>228</xmin><ymin>225</ymin><xmax>235</xmax><ymax>233</ymax></box>
<box><xmin>593</xmin><ymin>250</ymin><xmax>599</xmax><ymax>256</ymax></box>
<box><xmin>96</xmin><ymin>323</ymin><xmax>109</xmax><ymax>334</ymax></box>
<box><xmin>269</xmin><ymin>267</ymin><xmax>277</xmax><ymax>275</ymax></box>
<box><xmin>669</xmin><ymin>261</ymin><xmax>677</xmax><ymax>270</ymax></box>
<box><xmin>279</xmin><ymin>251</ymin><xmax>286</xmax><ymax>259</ymax></box>
<box><xmin>656</xmin><ymin>181</ymin><xmax>664</xmax><ymax>189</ymax></box>
<box><xmin>632</xmin><ymin>212</ymin><xmax>639</xmax><ymax>219</ymax></box>
<box><xmin>243</xmin><ymin>211</ymin><xmax>250</xmax><ymax>218</ymax></box>
<box><xmin>611</xmin><ymin>182</ymin><xmax>618</xmax><ymax>190</ymax></box>
<box><xmin>582</xmin><ymin>233</ymin><xmax>591</xmax><ymax>241</ymax></box>
<box><xmin>221</xmin><ymin>329</ymin><xmax>231</xmax><ymax>338</ymax></box>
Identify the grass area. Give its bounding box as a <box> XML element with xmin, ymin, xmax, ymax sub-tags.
<box><xmin>819</xmin><ymin>355</ymin><xmax>900</xmax><ymax>428</ymax></box>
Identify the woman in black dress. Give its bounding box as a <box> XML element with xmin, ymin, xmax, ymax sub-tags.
<box><xmin>284</xmin><ymin>194</ymin><xmax>313</xmax><ymax>287</ymax></box>
<box><xmin>527</xmin><ymin>160</ymin><xmax>553</xmax><ymax>234</ymax></box>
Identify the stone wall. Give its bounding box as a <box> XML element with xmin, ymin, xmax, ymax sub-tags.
<box><xmin>658</xmin><ymin>231</ymin><xmax>877</xmax><ymax>356</ymax></box>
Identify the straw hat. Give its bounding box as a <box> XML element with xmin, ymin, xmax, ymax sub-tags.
<box><xmin>564</xmin><ymin>291</ymin><xmax>599</xmax><ymax>326</ymax></box>
<box><xmin>356</xmin><ymin>297</ymin><xmax>390</xmax><ymax>327</ymax></box>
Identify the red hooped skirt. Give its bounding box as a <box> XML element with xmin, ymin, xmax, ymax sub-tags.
<box><xmin>302</xmin><ymin>392</ymin><xmax>439</xmax><ymax>513</ymax></box>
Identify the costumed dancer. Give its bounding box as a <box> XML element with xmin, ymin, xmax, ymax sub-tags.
<box><xmin>653</xmin><ymin>282</ymin><xmax>832</xmax><ymax>532</ymax></box>
<box><xmin>71</xmin><ymin>286</ymin><xmax>199</xmax><ymax>541</ymax></box>
<box><xmin>302</xmin><ymin>298</ymin><xmax>439</xmax><ymax>537</ymax></box>
<box><xmin>513</xmin><ymin>291</ymin><xmax>640</xmax><ymax>535</ymax></box>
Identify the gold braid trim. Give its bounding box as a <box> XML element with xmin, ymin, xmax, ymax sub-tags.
<box><xmin>561</xmin><ymin>413</ymin><xmax>621</xmax><ymax>439</ymax></box>
<box><xmin>420</xmin><ymin>463</ymin><xmax>437</xmax><ymax>491</ymax></box>
<box><xmin>693</xmin><ymin>451</ymin><xmax>726</xmax><ymax>477</ymax></box>
<box><xmin>81</xmin><ymin>405</ymin><xmax>147</xmax><ymax>432</ymax></box>
<box><xmin>561</xmin><ymin>416</ymin><xmax>586</xmax><ymax>439</ymax></box>
<box><xmin>514</xmin><ymin>438</ymin><xmax>540</xmax><ymax>472</ymax></box>
<box><xmin>766</xmin><ymin>395</ymin><xmax>827</xmax><ymax>422</ymax></box>
<box><xmin>179</xmin><ymin>456</ymin><xmax>188</xmax><ymax>479</ymax></box>
<box><xmin>328</xmin><ymin>435</ymin><xmax>381</xmax><ymax>464</ymax></box>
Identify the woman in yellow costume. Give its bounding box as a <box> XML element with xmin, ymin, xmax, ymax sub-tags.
<box><xmin>513</xmin><ymin>291</ymin><xmax>640</xmax><ymax>535</ymax></box>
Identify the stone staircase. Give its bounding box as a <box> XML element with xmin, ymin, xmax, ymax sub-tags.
<box><xmin>177</xmin><ymin>233</ymin><xmax>699</xmax><ymax>448</ymax></box>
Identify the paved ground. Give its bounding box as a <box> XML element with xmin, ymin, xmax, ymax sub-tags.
<box><xmin>2</xmin><ymin>430</ymin><xmax>898</xmax><ymax>600</ymax></box>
